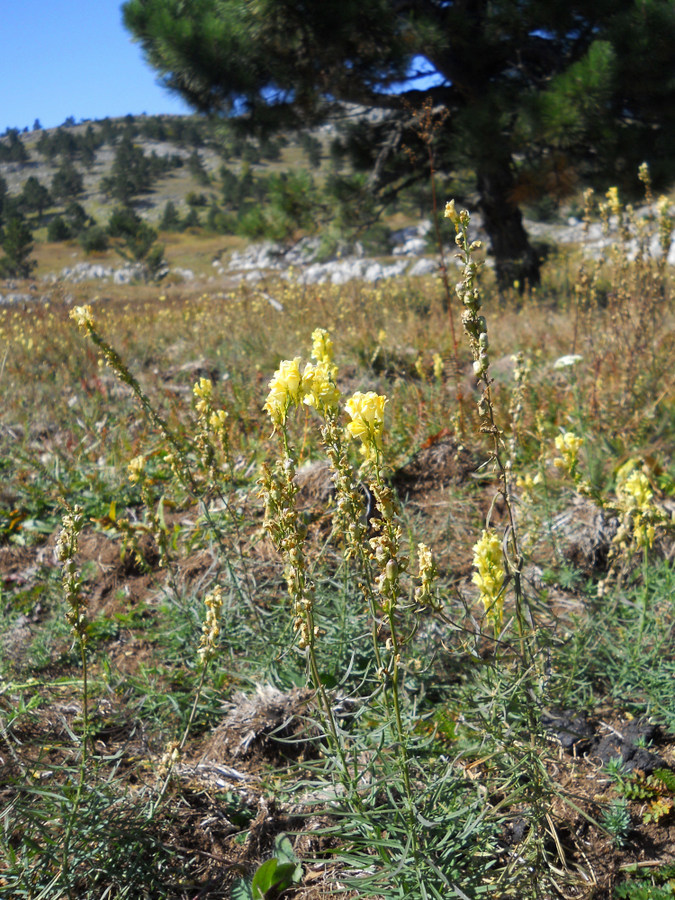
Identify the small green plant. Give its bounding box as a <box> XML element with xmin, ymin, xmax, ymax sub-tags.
<box><xmin>606</xmin><ymin>760</ymin><xmax>675</xmax><ymax>826</ymax></box>
<box><xmin>601</xmin><ymin>799</ymin><xmax>631</xmax><ymax>848</ymax></box>
<box><xmin>232</xmin><ymin>834</ymin><xmax>303</xmax><ymax>900</ymax></box>
<box><xmin>615</xmin><ymin>863</ymin><xmax>675</xmax><ymax>900</ymax></box>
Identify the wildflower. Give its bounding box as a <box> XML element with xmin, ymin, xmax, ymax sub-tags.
<box><xmin>414</xmin><ymin>542</ymin><xmax>437</xmax><ymax>607</ymax></box>
<box><xmin>516</xmin><ymin>472</ymin><xmax>542</xmax><ymax>504</ymax></box>
<box><xmin>606</xmin><ymin>186</ymin><xmax>621</xmax><ymax>220</ymax></box>
<box><xmin>553</xmin><ymin>431</ymin><xmax>584</xmax><ymax>474</ymax></box>
<box><xmin>615</xmin><ymin>468</ymin><xmax>658</xmax><ymax>549</ymax></box>
<box><xmin>56</xmin><ymin>505</ymin><xmax>86</xmax><ymax>640</ymax></box>
<box><xmin>127</xmin><ymin>455</ymin><xmax>146</xmax><ymax>484</ymax></box>
<box><xmin>310</xmin><ymin>328</ymin><xmax>334</xmax><ymax>366</ymax></box>
<box><xmin>264</xmin><ymin>357</ymin><xmax>309</xmax><ymax>426</ymax></box>
<box><xmin>302</xmin><ymin>361</ymin><xmax>340</xmax><ymax>414</ymax></box>
<box><xmin>432</xmin><ymin>353</ymin><xmax>444</xmax><ymax>380</ymax></box>
<box><xmin>444</xmin><ymin>199</ymin><xmax>460</xmax><ymax>227</ymax></box>
<box><xmin>193</xmin><ymin>377</ymin><xmax>213</xmax><ymax>415</ymax></box>
<box><xmin>553</xmin><ymin>354</ymin><xmax>583</xmax><ymax>369</ymax></box>
<box><xmin>209</xmin><ymin>408</ymin><xmax>228</xmax><ymax>433</ymax></box>
<box><xmin>198</xmin><ymin>586</ymin><xmax>224</xmax><ymax>664</ymax></box>
<box><xmin>619</xmin><ymin>470</ymin><xmax>653</xmax><ymax>509</ymax></box>
<box><xmin>472</xmin><ymin>529</ymin><xmax>505</xmax><ymax>630</ymax></box>
<box><xmin>345</xmin><ymin>391</ymin><xmax>387</xmax><ymax>459</ymax></box>
<box><xmin>70</xmin><ymin>304</ymin><xmax>95</xmax><ymax>330</ymax></box>
<box><xmin>657</xmin><ymin>195</ymin><xmax>674</xmax><ymax>253</ymax></box>
<box><xmin>157</xmin><ymin>740</ymin><xmax>181</xmax><ymax>779</ymax></box>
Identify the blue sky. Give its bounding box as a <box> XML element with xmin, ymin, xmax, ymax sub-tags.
<box><xmin>1</xmin><ymin>1</ymin><xmax>192</xmax><ymax>132</ymax></box>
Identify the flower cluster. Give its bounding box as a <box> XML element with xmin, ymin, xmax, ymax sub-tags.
<box><xmin>614</xmin><ymin>464</ymin><xmax>660</xmax><ymax>550</ymax></box>
<box><xmin>345</xmin><ymin>391</ymin><xmax>387</xmax><ymax>460</ymax></box>
<box><xmin>310</xmin><ymin>327</ymin><xmax>334</xmax><ymax>368</ymax></box>
<box><xmin>193</xmin><ymin>377</ymin><xmax>213</xmax><ymax>416</ymax></box>
<box><xmin>198</xmin><ymin>585</ymin><xmax>224</xmax><ymax>664</ymax></box>
<box><xmin>414</xmin><ymin>542</ymin><xmax>438</xmax><ymax>608</ymax></box>
<box><xmin>56</xmin><ymin>505</ymin><xmax>86</xmax><ymax>640</ymax></box>
<box><xmin>657</xmin><ymin>194</ymin><xmax>674</xmax><ymax>256</ymax></box>
<box><xmin>259</xmin><ymin>459</ymin><xmax>316</xmax><ymax>651</ymax></box>
<box><xmin>70</xmin><ymin>304</ymin><xmax>95</xmax><ymax>331</ymax></box>
<box><xmin>127</xmin><ymin>454</ymin><xmax>146</xmax><ymax>485</ymax></box>
<box><xmin>302</xmin><ymin>361</ymin><xmax>340</xmax><ymax>414</ymax></box>
<box><xmin>553</xmin><ymin>431</ymin><xmax>584</xmax><ymax>478</ymax></box>
<box><xmin>264</xmin><ymin>357</ymin><xmax>310</xmax><ymax>426</ymax></box>
<box><xmin>445</xmin><ymin>201</ymin><xmax>488</xmax><ymax>380</ymax></box>
<box><xmin>472</xmin><ymin>529</ymin><xmax>505</xmax><ymax>632</ymax></box>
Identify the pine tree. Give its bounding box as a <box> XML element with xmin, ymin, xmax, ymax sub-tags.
<box><xmin>0</xmin><ymin>215</ymin><xmax>36</xmax><ymax>278</ymax></box>
<box><xmin>123</xmin><ymin>0</ymin><xmax>675</xmax><ymax>287</ymax></box>
<box><xmin>20</xmin><ymin>176</ymin><xmax>51</xmax><ymax>221</ymax></box>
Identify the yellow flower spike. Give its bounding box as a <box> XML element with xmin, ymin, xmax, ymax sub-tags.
<box><xmin>472</xmin><ymin>529</ymin><xmax>505</xmax><ymax>631</ymax></box>
<box><xmin>193</xmin><ymin>377</ymin><xmax>213</xmax><ymax>416</ymax></box>
<box><xmin>310</xmin><ymin>328</ymin><xmax>334</xmax><ymax>365</ymax></box>
<box><xmin>197</xmin><ymin>586</ymin><xmax>224</xmax><ymax>665</ymax></box>
<box><xmin>444</xmin><ymin>199</ymin><xmax>460</xmax><ymax>228</ymax></box>
<box><xmin>193</xmin><ymin>377</ymin><xmax>213</xmax><ymax>401</ymax></box>
<box><xmin>606</xmin><ymin>186</ymin><xmax>621</xmax><ymax>219</ymax></box>
<box><xmin>618</xmin><ymin>470</ymin><xmax>653</xmax><ymax>510</ymax></box>
<box><xmin>302</xmin><ymin>362</ymin><xmax>340</xmax><ymax>415</ymax></box>
<box><xmin>264</xmin><ymin>357</ymin><xmax>307</xmax><ymax>426</ymax></box>
<box><xmin>345</xmin><ymin>391</ymin><xmax>387</xmax><ymax>459</ymax></box>
<box><xmin>209</xmin><ymin>409</ymin><xmax>228</xmax><ymax>432</ymax></box>
<box><xmin>127</xmin><ymin>455</ymin><xmax>146</xmax><ymax>485</ymax></box>
<box><xmin>415</xmin><ymin>542</ymin><xmax>438</xmax><ymax>607</ymax></box>
<box><xmin>553</xmin><ymin>431</ymin><xmax>584</xmax><ymax>473</ymax></box>
<box><xmin>70</xmin><ymin>304</ymin><xmax>95</xmax><ymax>330</ymax></box>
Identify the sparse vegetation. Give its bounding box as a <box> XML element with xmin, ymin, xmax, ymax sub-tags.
<box><xmin>0</xmin><ymin>115</ymin><xmax>674</xmax><ymax>898</ymax></box>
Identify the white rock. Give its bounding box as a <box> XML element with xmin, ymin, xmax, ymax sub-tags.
<box><xmin>408</xmin><ymin>258</ymin><xmax>437</xmax><ymax>277</ymax></box>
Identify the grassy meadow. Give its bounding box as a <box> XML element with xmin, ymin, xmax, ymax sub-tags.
<box><xmin>0</xmin><ymin>190</ymin><xmax>674</xmax><ymax>900</ymax></box>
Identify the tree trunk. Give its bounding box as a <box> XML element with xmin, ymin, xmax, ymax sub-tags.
<box><xmin>476</xmin><ymin>156</ymin><xmax>540</xmax><ymax>290</ymax></box>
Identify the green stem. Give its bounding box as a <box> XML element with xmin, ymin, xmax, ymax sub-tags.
<box><xmin>60</xmin><ymin>617</ymin><xmax>89</xmax><ymax>895</ymax></box>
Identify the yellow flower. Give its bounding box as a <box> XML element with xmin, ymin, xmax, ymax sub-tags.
<box><xmin>311</xmin><ymin>328</ymin><xmax>334</xmax><ymax>366</ymax></box>
<box><xmin>264</xmin><ymin>357</ymin><xmax>308</xmax><ymax>425</ymax></box>
<box><xmin>193</xmin><ymin>377</ymin><xmax>213</xmax><ymax>415</ymax></box>
<box><xmin>472</xmin><ymin>529</ymin><xmax>505</xmax><ymax>630</ymax></box>
<box><xmin>618</xmin><ymin>470</ymin><xmax>653</xmax><ymax>510</ymax></box>
<box><xmin>615</xmin><ymin>469</ymin><xmax>658</xmax><ymax>550</ymax></box>
<box><xmin>345</xmin><ymin>391</ymin><xmax>387</xmax><ymax>458</ymax></box>
<box><xmin>127</xmin><ymin>455</ymin><xmax>146</xmax><ymax>484</ymax></box>
<box><xmin>432</xmin><ymin>352</ymin><xmax>444</xmax><ymax>381</ymax></box>
<box><xmin>193</xmin><ymin>377</ymin><xmax>213</xmax><ymax>401</ymax></box>
<box><xmin>444</xmin><ymin>199</ymin><xmax>460</xmax><ymax>226</ymax></box>
<box><xmin>198</xmin><ymin>586</ymin><xmax>224</xmax><ymax>664</ymax></box>
<box><xmin>415</xmin><ymin>542</ymin><xmax>437</xmax><ymax>606</ymax></box>
<box><xmin>70</xmin><ymin>305</ymin><xmax>95</xmax><ymax>330</ymax></box>
<box><xmin>553</xmin><ymin>431</ymin><xmax>583</xmax><ymax>473</ymax></box>
<box><xmin>606</xmin><ymin>186</ymin><xmax>621</xmax><ymax>219</ymax></box>
<box><xmin>302</xmin><ymin>361</ymin><xmax>340</xmax><ymax>414</ymax></box>
<box><xmin>209</xmin><ymin>408</ymin><xmax>228</xmax><ymax>432</ymax></box>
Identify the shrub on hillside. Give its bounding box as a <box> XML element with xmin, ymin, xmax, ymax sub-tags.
<box><xmin>79</xmin><ymin>226</ymin><xmax>109</xmax><ymax>254</ymax></box>
<box><xmin>47</xmin><ymin>216</ymin><xmax>72</xmax><ymax>242</ymax></box>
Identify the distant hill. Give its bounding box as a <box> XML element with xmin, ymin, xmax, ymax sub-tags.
<box><xmin>0</xmin><ymin>113</ymin><xmax>335</xmax><ymax>233</ymax></box>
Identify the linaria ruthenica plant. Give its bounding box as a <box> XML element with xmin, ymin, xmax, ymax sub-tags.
<box><xmin>445</xmin><ymin>200</ymin><xmax>535</xmax><ymax>661</ymax></box>
<box><xmin>258</xmin><ymin>327</ymin><xmax>464</xmax><ymax>880</ymax></box>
